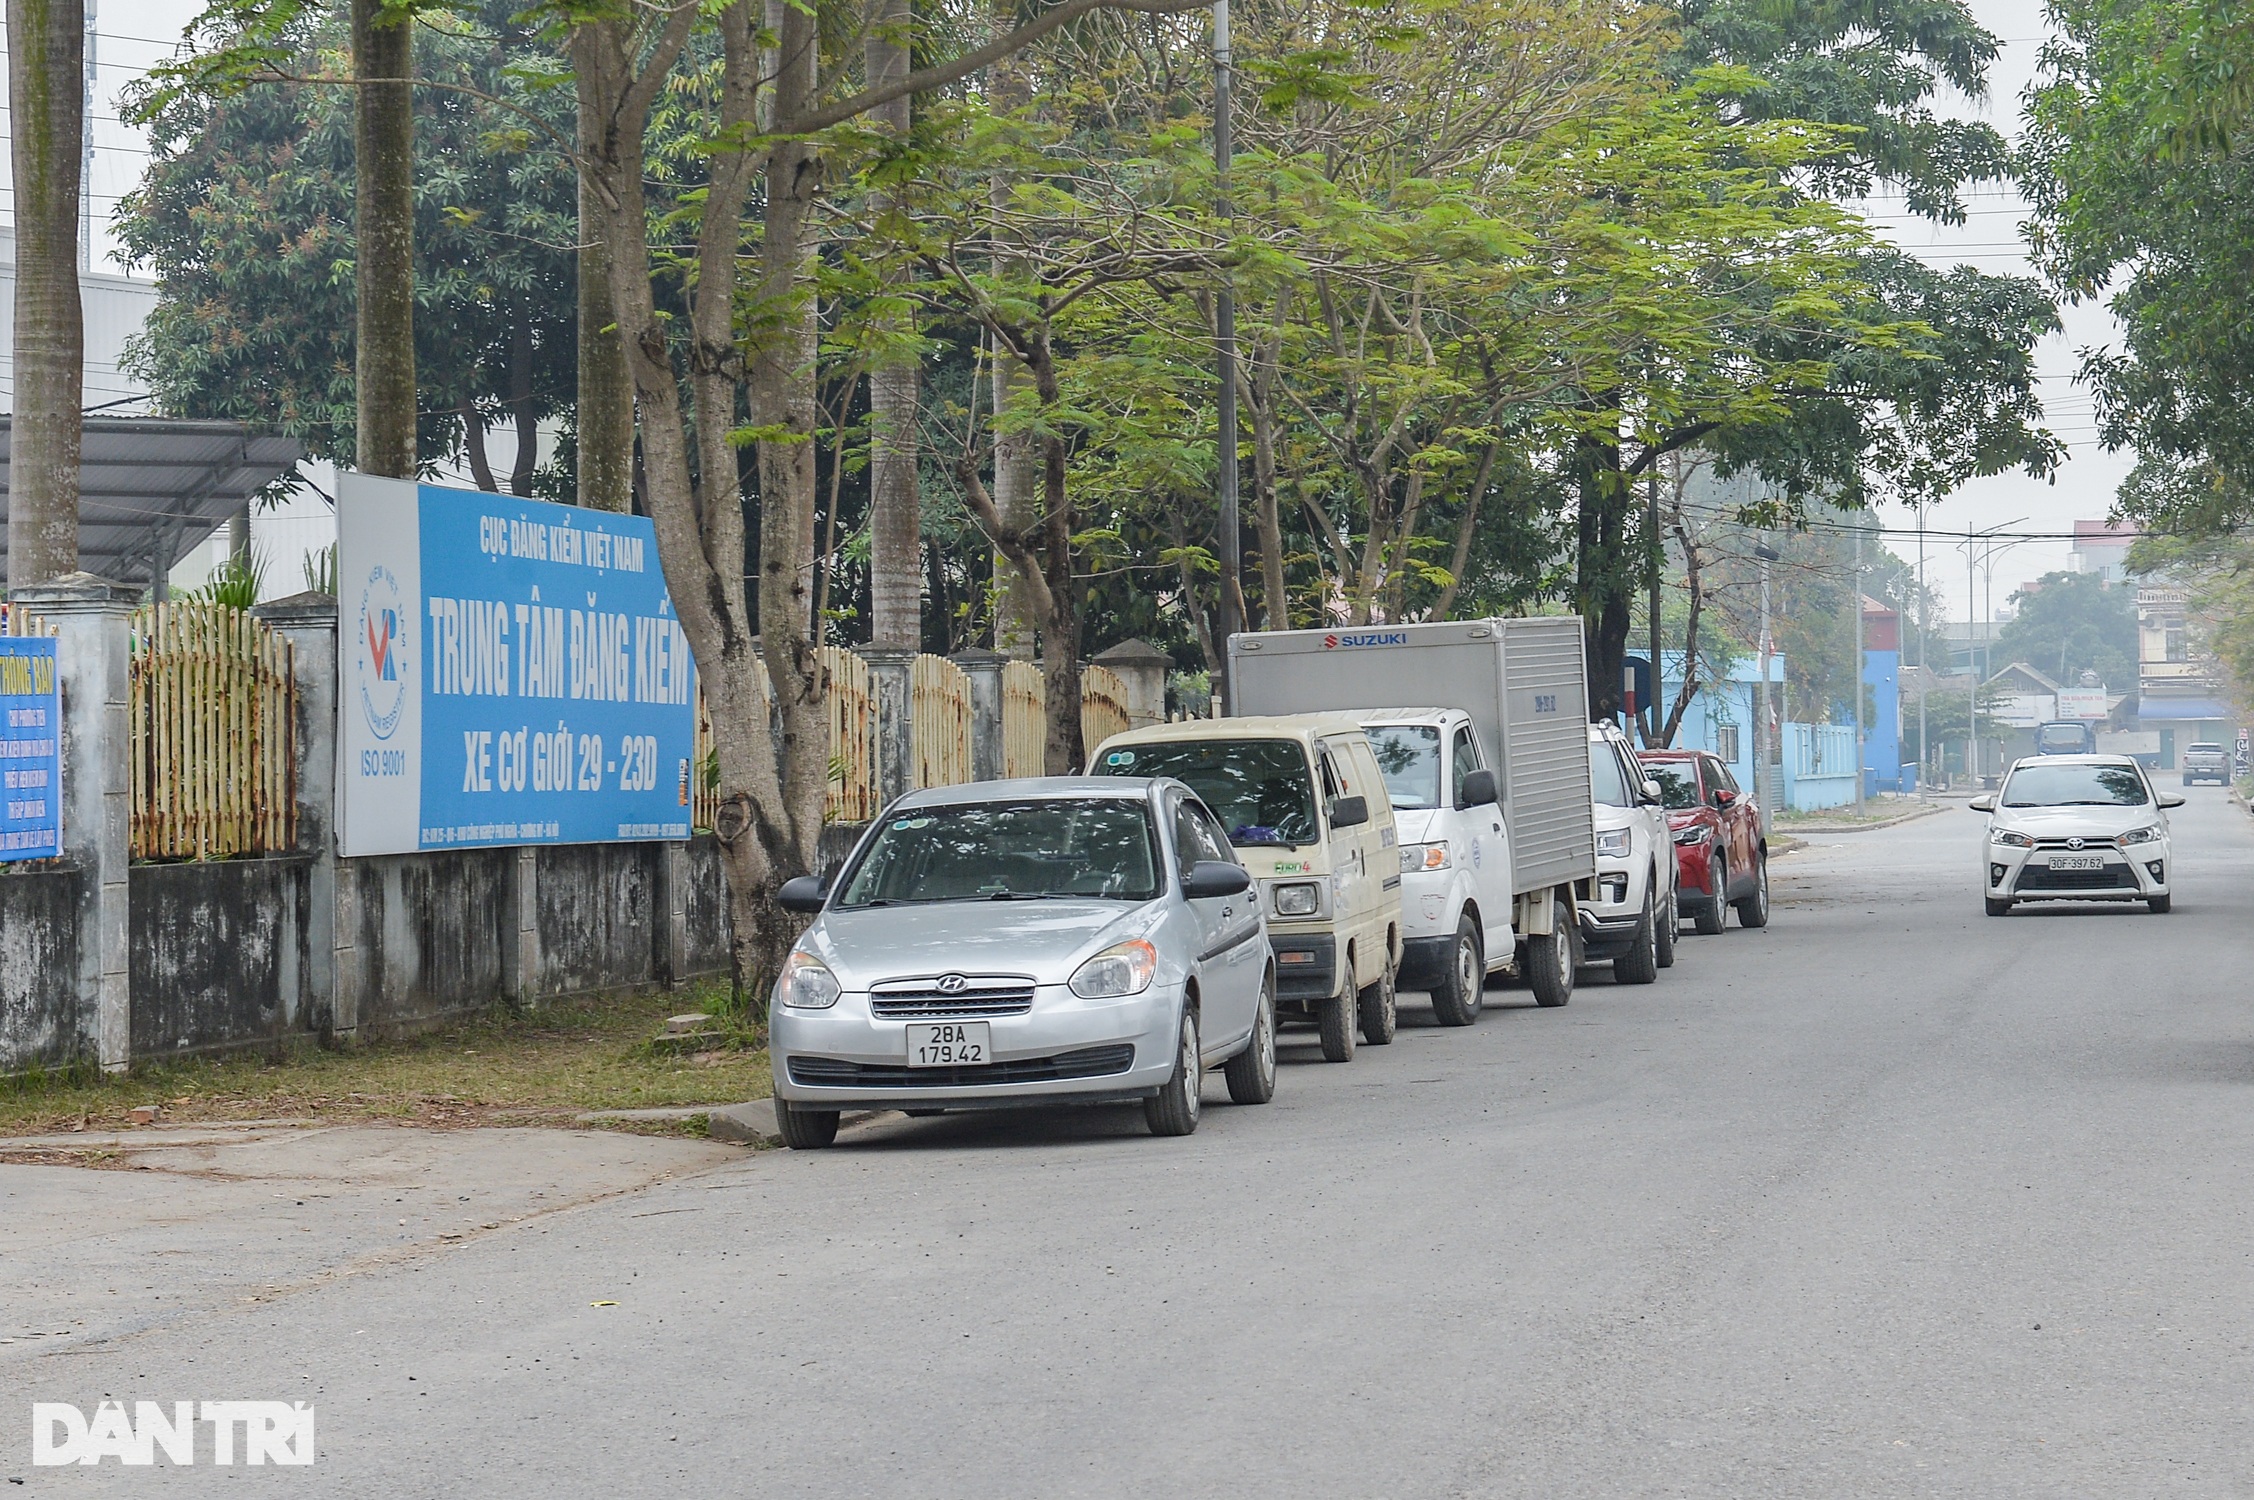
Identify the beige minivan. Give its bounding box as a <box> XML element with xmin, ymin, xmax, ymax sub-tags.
<box><xmin>1090</xmin><ymin>714</ymin><xmax>1402</xmax><ymax>1062</ymax></box>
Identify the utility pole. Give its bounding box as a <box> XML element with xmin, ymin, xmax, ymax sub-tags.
<box><xmin>1647</xmin><ymin>464</ymin><xmax>1662</xmax><ymax>746</ymax></box>
<box><xmin>1916</xmin><ymin>504</ymin><xmax>1929</xmax><ymax>793</ymax></box>
<box><xmin>1968</xmin><ymin>537</ymin><xmax>1979</xmax><ymax>786</ymax></box>
<box><xmin>1853</xmin><ymin>525</ymin><xmax>1865</xmax><ymax>815</ymax></box>
<box><xmin>81</xmin><ymin>0</ymin><xmax>97</xmax><ymax>273</ymax></box>
<box><xmin>1211</xmin><ymin>0</ymin><xmax>1240</xmax><ymax>712</ymax></box>
<box><xmin>1754</xmin><ymin>540</ymin><xmax>1780</xmax><ymax>835</ymax></box>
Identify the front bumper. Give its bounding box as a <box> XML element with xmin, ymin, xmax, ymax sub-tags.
<box><xmin>1986</xmin><ymin>842</ymin><xmax>2170</xmax><ymax>903</ymax></box>
<box><xmin>1270</xmin><ymin>930</ymin><xmax>1340</xmax><ymax>1005</ymax></box>
<box><xmin>772</xmin><ymin>982</ymin><xmax>1180</xmax><ymax>1108</ymax></box>
<box><xmin>1577</xmin><ymin>860</ymin><xmax>1645</xmax><ymax>958</ymax></box>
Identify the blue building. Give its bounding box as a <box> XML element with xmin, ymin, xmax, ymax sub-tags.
<box><xmin>1862</xmin><ymin>595</ymin><xmax>1903</xmax><ymax>793</ymax></box>
<box><xmin>1645</xmin><ymin>651</ymin><xmax>1865</xmax><ymax>813</ymax></box>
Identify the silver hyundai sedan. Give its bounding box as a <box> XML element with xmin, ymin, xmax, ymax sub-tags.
<box><xmin>767</xmin><ymin>777</ymin><xmax>1278</xmax><ymax>1148</ymax></box>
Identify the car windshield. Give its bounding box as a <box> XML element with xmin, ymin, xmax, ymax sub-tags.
<box><xmin>834</xmin><ymin>799</ymin><xmax>1159</xmax><ymax>906</ymax></box>
<box><xmin>1093</xmin><ymin>738</ymin><xmax>1317</xmax><ymax>847</ymax></box>
<box><xmin>2035</xmin><ymin>724</ymin><xmax>2094</xmax><ymax>753</ymax></box>
<box><xmin>1643</xmin><ymin>763</ymin><xmax>1702</xmax><ymax>810</ymax></box>
<box><xmin>2189</xmin><ymin>742</ymin><xmax>2223</xmax><ymax>753</ymax></box>
<box><xmin>2000</xmin><ymin>763</ymin><xmax>2150</xmax><ymax>808</ymax></box>
<box><xmin>1588</xmin><ymin>744</ymin><xmax>1633</xmax><ymax>807</ymax></box>
<box><xmin>1364</xmin><ymin>725</ymin><xmax>1441</xmax><ymax>810</ymax></box>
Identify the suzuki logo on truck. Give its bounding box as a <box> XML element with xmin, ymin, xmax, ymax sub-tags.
<box><xmin>1321</xmin><ymin>632</ymin><xmax>1408</xmax><ymax>649</ymax></box>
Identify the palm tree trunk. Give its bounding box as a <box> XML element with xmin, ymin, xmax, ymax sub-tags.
<box><xmin>865</xmin><ymin>0</ymin><xmax>922</xmax><ymax>648</ymax></box>
<box><xmin>572</xmin><ymin>25</ymin><xmax>633</xmax><ymax>513</ymax></box>
<box><xmin>5</xmin><ymin>0</ymin><xmax>84</xmax><ymax>588</ymax></box>
<box><xmin>353</xmin><ymin>0</ymin><xmax>415</xmax><ymax>478</ymax></box>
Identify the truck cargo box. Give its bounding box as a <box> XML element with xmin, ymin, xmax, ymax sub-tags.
<box><xmin>1229</xmin><ymin>619</ymin><xmax>1596</xmax><ymax>896</ymax></box>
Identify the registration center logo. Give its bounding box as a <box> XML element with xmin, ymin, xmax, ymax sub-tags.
<box><xmin>356</xmin><ymin>564</ymin><xmax>410</xmax><ymax>741</ymax></box>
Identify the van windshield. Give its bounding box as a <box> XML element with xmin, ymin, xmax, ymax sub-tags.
<box><xmin>1093</xmin><ymin>738</ymin><xmax>1317</xmax><ymax>848</ymax></box>
<box><xmin>835</xmin><ymin>799</ymin><xmax>1159</xmax><ymax>906</ymax></box>
<box><xmin>2000</xmin><ymin>763</ymin><xmax>2150</xmax><ymax>808</ymax></box>
<box><xmin>1364</xmin><ymin>725</ymin><xmax>1441</xmax><ymax>810</ymax></box>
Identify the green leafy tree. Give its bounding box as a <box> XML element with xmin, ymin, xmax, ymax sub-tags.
<box><xmin>1993</xmin><ymin>569</ymin><xmax>2138</xmax><ymax>691</ymax></box>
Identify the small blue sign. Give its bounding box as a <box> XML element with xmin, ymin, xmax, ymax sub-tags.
<box><xmin>0</xmin><ymin>637</ymin><xmax>61</xmax><ymax>861</ymax></box>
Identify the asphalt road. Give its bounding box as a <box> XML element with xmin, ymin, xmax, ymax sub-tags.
<box><xmin>15</xmin><ymin>789</ymin><xmax>2254</xmax><ymax>1497</ymax></box>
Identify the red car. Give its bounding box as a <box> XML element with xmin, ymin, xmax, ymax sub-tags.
<box><xmin>1635</xmin><ymin>749</ymin><xmax>1769</xmax><ymax>934</ymax></box>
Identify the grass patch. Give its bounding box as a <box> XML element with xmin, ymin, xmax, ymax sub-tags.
<box><xmin>0</xmin><ymin>981</ymin><xmax>769</xmax><ymax>1138</ymax></box>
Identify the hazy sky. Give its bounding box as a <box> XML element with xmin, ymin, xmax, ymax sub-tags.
<box><xmin>42</xmin><ymin>0</ymin><xmax>2133</xmax><ymax>613</ymax></box>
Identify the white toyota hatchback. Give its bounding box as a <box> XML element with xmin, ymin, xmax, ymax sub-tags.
<box><xmin>1972</xmin><ymin>755</ymin><xmax>2184</xmax><ymax>916</ymax></box>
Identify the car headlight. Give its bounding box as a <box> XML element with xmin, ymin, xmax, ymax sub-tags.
<box><xmin>776</xmin><ymin>951</ymin><xmax>841</xmax><ymax>1009</ymax></box>
<box><xmin>1672</xmin><ymin>825</ymin><xmax>1711</xmax><ymax>846</ymax></box>
<box><xmin>1272</xmin><ymin>881</ymin><xmax>1322</xmax><ymax>917</ymax></box>
<box><xmin>1400</xmin><ymin>842</ymin><xmax>1450</xmax><ymax>873</ymax></box>
<box><xmin>2118</xmin><ymin>824</ymin><xmax>2163</xmax><ymax>846</ymax></box>
<box><xmin>1596</xmin><ymin>828</ymin><xmax>1633</xmax><ymax>858</ymax></box>
<box><xmin>1069</xmin><ymin>938</ymin><xmax>1158</xmax><ymax>999</ymax></box>
<box><xmin>1989</xmin><ymin>828</ymin><xmax>2034</xmax><ymax>848</ymax></box>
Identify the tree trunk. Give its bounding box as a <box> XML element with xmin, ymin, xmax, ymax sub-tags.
<box><xmin>1574</xmin><ymin>432</ymin><xmax>1631</xmax><ymax>723</ymax></box>
<box><xmin>5</xmin><ymin>0</ymin><xmax>84</xmax><ymax>589</ymax></box>
<box><xmin>462</xmin><ymin>405</ymin><xmax>497</xmax><ymax>491</ymax></box>
<box><xmin>987</xmin><ymin>9</ymin><xmax>1039</xmax><ymax>661</ymax></box>
<box><xmin>352</xmin><ymin>0</ymin><xmax>415</xmax><ymax>478</ymax></box>
<box><xmin>1433</xmin><ymin>437</ymin><xmax>1502</xmax><ymax>620</ymax></box>
<box><xmin>1247</xmin><ymin>330</ymin><xmax>1286</xmax><ymax>628</ymax></box>
<box><xmin>509</xmin><ymin>317</ymin><xmax>538</xmax><ymax>496</ymax></box>
<box><xmin>865</xmin><ymin>0</ymin><xmax>922</xmax><ymax>649</ymax></box>
<box><xmin>572</xmin><ymin>25</ymin><xmax>634</xmax><ymax>514</ymax></box>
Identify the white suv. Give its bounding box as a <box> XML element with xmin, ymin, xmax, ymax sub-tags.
<box><xmin>1579</xmin><ymin>724</ymin><xmax>1677</xmax><ymax>983</ymax></box>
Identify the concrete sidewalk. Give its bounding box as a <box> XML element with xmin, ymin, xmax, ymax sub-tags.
<box><xmin>0</xmin><ymin>1122</ymin><xmax>741</xmax><ymax>1361</ymax></box>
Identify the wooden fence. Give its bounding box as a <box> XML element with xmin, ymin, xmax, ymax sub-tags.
<box><xmin>910</xmin><ymin>653</ymin><xmax>973</xmax><ymax>789</ymax></box>
<box><xmin>689</xmin><ymin>645</ymin><xmax>878</xmax><ymax>830</ymax></box>
<box><xmin>129</xmin><ymin>600</ymin><xmax>296</xmax><ymax>861</ymax></box>
<box><xmin>1080</xmin><ymin>663</ymin><xmax>1131</xmax><ymax>755</ymax></box>
<box><xmin>1002</xmin><ymin>660</ymin><xmax>1047</xmax><ymax>777</ymax></box>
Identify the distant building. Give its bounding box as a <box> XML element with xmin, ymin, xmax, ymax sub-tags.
<box><xmin>2133</xmin><ymin>584</ymin><xmax>2230</xmax><ymax>764</ymax></box>
<box><xmin>0</xmin><ymin>225</ymin><xmax>159</xmax><ymax>416</ymax></box>
<box><xmin>2071</xmin><ymin>519</ymin><xmax>2138</xmax><ymax>584</ymax></box>
<box><xmin>1862</xmin><ymin>595</ymin><xmax>1903</xmax><ymax>792</ymax></box>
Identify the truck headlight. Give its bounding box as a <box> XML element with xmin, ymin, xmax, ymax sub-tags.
<box><xmin>1070</xmin><ymin>938</ymin><xmax>1158</xmax><ymax>999</ymax></box>
<box><xmin>776</xmin><ymin>951</ymin><xmax>841</xmax><ymax>1010</ymax></box>
<box><xmin>1400</xmin><ymin>842</ymin><xmax>1450</xmax><ymax>872</ymax></box>
<box><xmin>1596</xmin><ymin>828</ymin><xmax>1633</xmax><ymax>858</ymax></box>
<box><xmin>1989</xmin><ymin>828</ymin><xmax>2034</xmax><ymax>848</ymax></box>
<box><xmin>2118</xmin><ymin>824</ymin><xmax>2162</xmax><ymax>846</ymax></box>
<box><xmin>1272</xmin><ymin>881</ymin><xmax>1322</xmax><ymax>917</ymax></box>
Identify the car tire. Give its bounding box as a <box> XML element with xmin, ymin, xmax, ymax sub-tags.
<box><xmin>1615</xmin><ymin>887</ymin><xmax>1659</xmax><ymax>985</ymax></box>
<box><xmin>1224</xmin><ymin>976</ymin><xmax>1278</xmax><ymax>1105</ymax></box>
<box><xmin>774</xmin><ymin>1098</ymin><xmax>840</xmax><ymax>1150</ymax></box>
<box><xmin>1430</xmin><ymin>917</ymin><xmax>1484</xmax><ymax>1027</ymax></box>
<box><xmin>1654</xmin><ymin>884</ymin><xmax>1678</xmax><ymax>969</ymax></box>
<box><xmin>1984</xmin><ymin>896</ymin><xmax>2012</xmax><ymax>917</ymax></box>
<box><xmin>1527</xmin><ymin>894</ymin><xmax>1575</xmax><ymax>1008</ymax></box>
<box><xmin>2148</xmin><ymin>894</ymin><xmax>2172</xmax><ymax>914</ymax></box>
<box><xmin>1693</xmin><ymin>856</ymin><xmax>1727</xmax><ymax>936</ymax></box>
<box><xmin>1317</xmin><ymin>975</ymin><xmax>1357</xmax><ymax>1063</ymax></box>
<box><xmin>1144</xmin><ymin>1007</ymin><xmax>1202</xmax><ymax>1136</ymax></box>
<box><xmin>1733</xmin><ymin>854</ymin><xmax>1771</xmax><ymax>929</ymax></box>
<box><xmin>1358</xmin><ymin>956</ymin><xmax>1398</xmax><ymax>1045</ymax></box>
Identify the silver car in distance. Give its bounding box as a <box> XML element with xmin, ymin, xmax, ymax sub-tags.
<box><xmin>1971</xmin><ymin>754</ymin><xmax>2184</xmax><ymax>916</ymax></box>
<box><xmin>766</xmin><ymin>777</ymin><xmax>1279</xmax><ymax>1148</ymax></box>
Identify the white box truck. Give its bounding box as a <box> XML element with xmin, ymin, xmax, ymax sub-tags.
<box><xmin>1228</xmin><ymin>619</ymin><xmax>1597</xmax><ymax>1007</ymax></box>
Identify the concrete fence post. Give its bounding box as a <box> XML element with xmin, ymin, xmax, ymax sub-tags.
<box><xmin>952</xmin><ymin>649</ymin><xmax>1006</xmax><ymax>782</ymax></box>
<box><xmin>506</xmin><ymin>847</ymin><xmax>540</xmax><ymax>1004</ymax></box>
<box><xmin>1092</xmin><ymin>638</ymin><xmax>1172</xmax><ymax>728</ymax></box>
<box><xmin>252</xmin><ymin>592</ymin><xmax>342</xmax><ymax>1037</ymax></box>
<box><xmin>861</xmin><ymin>646</ymin><xmax>917</xmax><ymax>806</ymax></box>
<box><xmin>16</xmin><ymin>574</ymin><xmax>137</xmax><ymax>1072</ymax></box>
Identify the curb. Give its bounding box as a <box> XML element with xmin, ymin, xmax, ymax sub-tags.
<box><xmin>703</xmin><ymin>1100</ymin><xmax>893</xmax><ymax>1146</ymax></box>
<box><xmin>1779</xmin><ymin>800</ymin><xmax>1942</xmax><ymax>834</ymax></box>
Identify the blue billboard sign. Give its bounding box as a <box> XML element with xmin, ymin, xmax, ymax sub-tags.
<box><xmin>0</xmin><ymin>636</ymin><xmax>61</xmax><ymax>862</ymax></box>
<box><xmin>336</xmin><ymin>476</ymin><xmax>699</xmax><ymax>856</ymax></box>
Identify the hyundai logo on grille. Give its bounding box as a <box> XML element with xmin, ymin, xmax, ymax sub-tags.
<box><xmin>2066</xmin><ymin>837</ymin><xmax>2085</xmax><ymax>850</ymax></box>
<box><xmin>935</xmin><ymin>973</ymin><xmax>969</xmax><ymax>994</ymax></box>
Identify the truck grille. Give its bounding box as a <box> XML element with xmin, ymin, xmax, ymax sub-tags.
<box><xmin>788</xmin><ymin>1044</ymin><xmax>1136</xmax><ymax>1089</ymax></box>
<box><xmin>868</xmin><ymin>977</ymin><xmax>1036</xmax><ymax>1018</ymax></box>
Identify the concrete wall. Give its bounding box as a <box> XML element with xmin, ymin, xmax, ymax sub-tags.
<box><xmin>348</xmin><ymin>849</ymin><xmax>518</xmax><ymax>1037</ymax></box>
<box><xmin>0</xmin><ymin>869</ymin><xmax>86</xmax><ymax>1072</ymax></box>
<box><xmin>130</xmin><ymin>857</ymin><xmax>314</xmax><ymax>1059</ymax></box>
<box><xmin>536</xmin><ymin>842</ymin><xmax>661</xmax><ymax>997</ymax></box>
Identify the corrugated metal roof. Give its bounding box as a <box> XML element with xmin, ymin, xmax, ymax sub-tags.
<box><xmin>0</xmin><ymin>415</ymin><xmax>303</xmax><ymax>587</ymax></box>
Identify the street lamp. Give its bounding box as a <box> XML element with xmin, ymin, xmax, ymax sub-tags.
<box><xmin>1211</xmin><ymin>0</ymin><xmax>1240</xmax><ymax>711</ymax></box>
<box><xmin>1753</xmin><ymin>540</ymin><xmax>1780</xmax><ymax>832</ymax></box>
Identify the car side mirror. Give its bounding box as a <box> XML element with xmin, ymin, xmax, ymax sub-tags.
<box><xmin>1328</xmin><ymin>794</ymin><xmax>1369</xmax><ymax>829</ymax></box>
<box><xmin>1181</xmin><ymin>860</ymin><xmax>1253</xmax><ymax>899</ymax></box>
<box><xmin>1967</xmin><ymin>794</ymin><xmax>1996</xmax><ymax>812</ymax></box>
<box><xmin>777</xmin><ymin>874</ymin><xmax>827</xmax><ymax>914</ymax></box>
<box><xmin>2158</xmin><ymin>791</ymin><xmax>2186</xmax><ymax>809</ymax></box>
<box><xmin>1712</xmin><ymin>788</ymin><xmax>1736</xmax><ymax>807</ymax></box>
<box><xmin>1641</xmin><ymin>778</ymin><xmax>1664</xmax><ymax>805</ymax></box>
<box><xmin>1456</xmin><ymin>769</ymin><xmax>1500</xmax><ymax>809</ymax></box>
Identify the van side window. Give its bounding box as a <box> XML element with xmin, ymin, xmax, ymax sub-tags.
<box><xmin>1316</xmin><ymin>744</ymin><xmax>1342</xmax><ymax>800</ymax></box>
<box><xmin>1450</xmin><ymin>726</ymin><xmax>1481</xmax><ymax>804</ymax></box>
